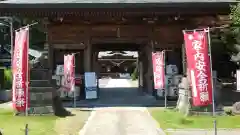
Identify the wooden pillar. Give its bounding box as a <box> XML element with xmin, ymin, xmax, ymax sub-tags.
<box><xmin>145</xmin><ymin>26</ymin><xmax>154</xmax><ymax>95</ymax></box>
<box><xmin>92</xmin><ymin>51</ymin><xmax>99</xmax><ymax>74</ymax></box>
<box><xmin>84</xmin><ymin>40</ymin><xmax>92</xmax><ymax>72</ymax></box>
<box><xmin>182</xmin><ymin>43</ymin><xmax>187</xmax><ymax>75</ymax></box>
<box><xmin>138</xmin><ymin>51</ymin><xmax>144</xmax><ymax>91</ymax></box>
<box><xmin>141</xmin><ymin>42</ymin><xmax>154</xmax><ymax>94</ymax></box>
<box><xmin>92</xmin><ymin>50</ymin><xmax>100</xmax><ymax>88</ymax></box>
<box><xmin>48</xmin><ymin>44</ymin><xmax>53</xmax><ymax>81</ymax></box>
<box><xmin>44</xmin><ymin>18</ymin><xmax>53</xmax><ymax>82</ymax></box>
<box><xmin>146</xmin><ymin>42</ymin><xmax>154</xmax><ymax>94</ymax></box>
<box><xmin>84</xmin><ymin>26</ymin><xmax>92</xmax><ymax>72</ymax></box>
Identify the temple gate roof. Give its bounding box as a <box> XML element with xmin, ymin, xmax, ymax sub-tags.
<box><xmin>0</xmin><ymin>0</ymin><xmax>236</xmax><ymax>4</ymax></box>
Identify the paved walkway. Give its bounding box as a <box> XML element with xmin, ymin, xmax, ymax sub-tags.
<box><xmin>79</xmin><ymin>79</ymin><xmax>164</xmax><ymax>135</ymax></box>
<box><xmin>80</xmin><ymin>107</ymin><xmax>163</xmax><ymax>135</ymax></box>
<box><xmin>104</xmin><ymin>79</ymin><xmax>132</xmax><ymax>87</ymax></box>
<box><xmin>0</xmin><ymin>101</ymin><xmax>12</xmax><ymax>109</ymax></box>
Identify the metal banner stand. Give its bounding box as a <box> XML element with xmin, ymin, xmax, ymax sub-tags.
<box><xmin>183</xmin><ymin>27</ymin><xmax>221</xmax><ymax>135</ymax></box>
<box><xmin>64</xmin><ymin>53</ymin><xmax>77</xmax><ymax>108</ymax></box>
<box><xmin>206</xmin><ymin>27</ymin><xmax>217</xmax><ymax>135</ymax></box>
<box><xmin>153</xmin><ymin>50</ymin><xmax>167</xmax><ymax>108</ymax></box>
<box><xmin>163</xmin><ymin>50</ymin><xmax>167</xmax><ymax>109</ymax></box>
<box><xmin>163</xmin><ymin>49</ymin><xmax>173</xmax><ymax>108</ymax></box>
<box><xmin>72</xmin><ymin>53</ymin><xmax>76</xmax><ymax>108</ymax></box>
<box><xmin>25</xmin><ymin>26</ymin><xmax>29</xmax><ymax>116</ymax></box>
<box><xmin>26</xmin><ymin>26</ymin><xmax>30</xmax><ymax>116</ymax></box>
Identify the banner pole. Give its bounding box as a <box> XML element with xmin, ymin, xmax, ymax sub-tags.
<box><xmin>73</xmin><ymin>54</ymin><xmax>76</xmax><ymax>108</ymax></box>
<box><xmin>206</xmin><ymin>27</ymin><xmax>215</xmax><ymax>116</ymax></box>
<box><xmin>10</xmin><ymin>18</ymin><xmax>14</xmax><ymax>67</ymax></box>
<box><xmin>15</xmin><ymin>22</ymin><xmax>38</xmax><ymax>32</ymax></box>
<box><xmin>25</xmin><ymin>26</ymin><xmax>29</xmax><ymax>116</ymax></box>
<box><xmin>164</xmin><ymin>50</ymin><xmax>167</xmax><ymax>109</ymax></box>
<box><xmin>206</xmin><ymin>27</ymin><xmax>217</xmax><ymax>135</ymax></box>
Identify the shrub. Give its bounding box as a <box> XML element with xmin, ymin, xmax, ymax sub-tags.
<box><xmin>3</xmin><ymin>68</ymin><xmax>12</xmax><ymax>89</ymax></box>
<box><xmin>131</xmin><ymin>67</ymin><xmax>138</xmax><ymax>80</ymax></box>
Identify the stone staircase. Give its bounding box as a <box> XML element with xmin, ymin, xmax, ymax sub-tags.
<box><xmin>26</xmin><ymin>69</ymin><xmax>54</xmax><ymax>115</ymax></box>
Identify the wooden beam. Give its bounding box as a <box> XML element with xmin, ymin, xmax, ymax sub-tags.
<box><xmin>52</xmin><ymin>44</ymin><xmax>85</xmax><ymax>49</ymax></box>
<box><xmin>98</xmin><ymin>58</ymin><xmax>137</xmax><ymax>61</ymax></box>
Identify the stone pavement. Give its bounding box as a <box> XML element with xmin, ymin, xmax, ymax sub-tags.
<box><xmin>165</xmin><ymin>129</ymin><xmax>240</xmax><ymax>135</ymax></box>
<box><xmin>79</xmin><ymin>107</ymin><xmax>165</xmax><ymax>135</ymax></box>
<box><xmin>104</xmin><ymin>79</ymin><xmax>132</xmax><ymax>87</ymax></box>
<box><xmin>0</xmin><ymin>101</ymin><xmax>12</xmax><ymax>109</ymax></box>
<box><xmin>77</xmin><ymin>78</ymin><xmax>165</xmax><ymax>135</ymax></box>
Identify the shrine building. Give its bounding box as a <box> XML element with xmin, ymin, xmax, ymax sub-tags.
<box><xmin>0</xmin><ymin>0</ymin><xmax>235</xmax><ymax>98</ymax></box>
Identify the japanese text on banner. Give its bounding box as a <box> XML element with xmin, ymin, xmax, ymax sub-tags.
<box><xmin>63</xmin><ymin>54</ymin><xmax>75</xmax><ymax>91</ymax></box>
<box><xmin>12</xmin><ymin>27</ymin><xmax>29</xmax><ymax>111</ymax></box>
<box><xmin>152</xmin><ymin>51</ymin><xmax>165</xmax><ymax>90</ymax></box>
<box><xmin>184</xmin><ymin>30</ymin><xmax>213</xmax><ymax>106</ymax></box>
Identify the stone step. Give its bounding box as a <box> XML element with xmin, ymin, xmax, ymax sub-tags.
<box><xmin>30</xmin><ymin>86</ymin><xmax>53</xmax><ymax>92</ymax></box>
<box><xmin>30</xmin><ymin>69</ymin><xmax>49</xmax><ymax>80</ymax></box>
<box><xmin>30</xmin><ymin>100</ymin><xmax>52</xmax><ymax>106</ymax></box>
<box><xmin>30</xmin><ymin>91</ymin><xmax>52</xmax><ymax>99</ymax></box>
<box><xmin>17</xmin><ymin>106</ymin><xmax>54</xmax><ymax>115</ymax></box>
<box><xmin>29</xmin><ymin>90</ymin><xmax>53</xmax><ymax>108</ymax></box>
<box><xmin>28</xmin><ymin>106</ymin><xmax>54</xmax><ymax>114</ymax></box>
<box><xmin>30</xmin><ymin>80</ymin><xmax>51</xmax><ymax>87</ymax></box>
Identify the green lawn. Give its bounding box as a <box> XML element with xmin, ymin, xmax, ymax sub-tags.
<box><xmin>0</xmin><ymin>109</ymin><xmax>57</xmax><ymax>135</ymax></box>
<box><xmin>0</xmin><ymin>108</ymin><xmax>91</xmax><ymax>135</ymax></box>
<box><xmin>149</xmin><ymin>108</ymin><xmax>240</xmax><ymax>129</ymax></box>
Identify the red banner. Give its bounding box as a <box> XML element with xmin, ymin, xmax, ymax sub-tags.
<box><xmin>183</xmin><ymin>30</ymin><xmax>213</xmax><ymax>106</ymax></box>
<box><xmin>63</xmin><ymin>54</ymin><xmax>75</xmax><ymax>91</ymax></box>
<box><xmin>152</xmin><ymin>51</ymin><xmax>165</xmax><ymax>90</ymax></box>
<box><xmin>12</xmin><ymin>27</ymin><xmax>29</xmax><ymax>111</ymax></box>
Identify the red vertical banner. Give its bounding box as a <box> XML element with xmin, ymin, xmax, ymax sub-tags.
<box><xmin>63</xmin><ymin>54</ymin><xmax>75</xmax><ymax>91</ymax></box>
<box><xmin>183</xmin><ymin>30</ymin><xmax>213</xmax><ymax>106</ymax></box>
<box><xmin>12</xmin><ymin>27</ymin><xmax>29</xmax><ymax>111</ymax></box>
<box><xmin>152</xmin><ymin>51</ymin><xmax>165</xmax><ymax>90</ymax></box>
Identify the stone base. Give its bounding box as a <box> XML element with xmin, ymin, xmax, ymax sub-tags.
<box><xmin>15</xmin><ymin>106</ymin><xmax>54</xmax><ymax>116</ymax></box>
<box><xmin>190</xmin><ymin>110</ymin><xmax>225</xmax><ymax>116</ymax></box>
<box><xmin>0</xmin><ymin>90</ymin><xmax>11</xmax><ymax>101</ymax></box>
<box><xmin>189</xmin><ymin>105</ymin><xmax>225</xmax><ymax>116</ymax></box>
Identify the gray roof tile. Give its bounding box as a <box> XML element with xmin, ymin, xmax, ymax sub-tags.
<box><xmin>0</xmin><ymin>0</ymin><xmax>236</xmax><ymax>4</ymax></box>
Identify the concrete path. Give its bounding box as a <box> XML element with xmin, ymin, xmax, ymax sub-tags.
<box><xmin>79</xmin><ymin>79</ymin><xmax>164</xmax><ymax>135</ymax></box>
<box><xmin>80</xmin><ymin>107</ymin><xmax>163</xmax><ymax>135</ymax></box>
<box><xmin>98</xmin><ymin>78</ymin><xmax>111</xmax><ymax>88</ymax></box>
<box><xmin>0</xmin><ymin>101</ymin><xmax>12</xmax><ymax>109</ymax></box>
<box><xmin>104</xmin><ymin>79</ymin><xmax>132</xmax><ymax>88</ymax></box>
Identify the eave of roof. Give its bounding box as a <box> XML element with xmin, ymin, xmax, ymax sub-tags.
<box><xmin>0</xmin><ymin>1</ymin><xmax>237</xmax><ymax>9</ymax></box>
<box><xmin>0</xmin><ymin>0</ymin><xmax>237</xmax><ymax>4</ymax></box>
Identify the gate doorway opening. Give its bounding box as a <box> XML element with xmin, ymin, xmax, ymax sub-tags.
<box><xmin>93</xmin><ymin>43</ymin><xmax>140</xmax><ymax>89</ymax></box>
<box><xmin>97</xmin><ymin>50</ymin><xmax>138</xmax><ymax>88</ymax></box>
<box><xmin>88</xmin><ymin>42</ymin><xmax>157</xmax><ymax>106</ymax></box>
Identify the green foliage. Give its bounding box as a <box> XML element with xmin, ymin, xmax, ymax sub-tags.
<box><xmin>209</xmin><ymin>3</ymin><xmax>240</xmax><ymax>63</ymax></box>
<box><xmin>3</xmin><ymin>68</ymin><xmax>12</xmax><ymax>89</ymax></box>
<box><xmin>21</xmin><ymin>18</ymin><xmax>46</xmax><ymax>49</ymax></box>
<box><xmin>131</xmin><ymin>67</ymin><xmax>138</xmax><ymax>80</ymax></box>
<box><xmin>229</xmin><ymin>4</ymin><xmax>240</xmax><ymax>45</ymax></box>
<box><xmin>230</xmin><ymin>3</ymin><xmax>240</xmax><ymax>26</ymax></box>
<box><xmin>0</xmin><ymin>17</ymin><xmax>46</xmax><ymax>52</ymax></box>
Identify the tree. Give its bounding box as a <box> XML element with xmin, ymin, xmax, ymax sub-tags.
<box><xmin>220</xmin><ymin>3</ymin><xmax>240</xmax><ymax>65</ymax></box>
